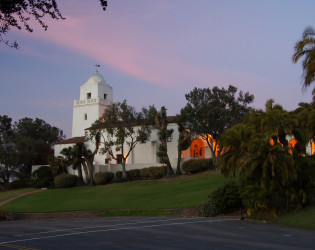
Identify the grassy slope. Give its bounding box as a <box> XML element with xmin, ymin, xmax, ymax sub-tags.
<box><xmin>0</xmin><ymin>188</ymin><xmax>36</xmax><ymax>202</ymax></box>
<box><xmin>2</xmin><ymin>171</ymin><xmax>229</xmax><ymax>213</ymax></box>
<box><xmin>271</xmin><ymin>206</ymin><xmax>315</xmax><ymax>230</ymax></box>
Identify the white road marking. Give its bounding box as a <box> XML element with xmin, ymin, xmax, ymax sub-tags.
<box><xmin>282</xmin><ymin>234</ymin><xmax>292</xmax><ymax>237</ymax></box>
<box><xmin>13</xmin><ymin>217</ymin><xmax>204</xmax><ymax>237</ymax></box>
<box><xmin>2</xmin><ymin>218</ymin><xmax>238</xmax><ymax>244</ymax></box>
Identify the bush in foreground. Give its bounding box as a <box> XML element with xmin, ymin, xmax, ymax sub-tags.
<box><xmin>199</xmin><ymin>181</ymin><xmax>242</xmax><ymax>217</ymax></box>
<box><xmin>199</xmin><ymin>199</ymin><xmax>218</xmax><ymax>217</ymax></box>
<box><xmin>54</xmin><ymin>174</ymin><xmax>78</xmax><ymax>188</ymax></box>
<box><xmin>94</xmin><ymin>172</ymin><xmax>114</xmax><ymax>185</ymax></box>
<box><xmin>182</xmin><ymin>159</ymin><xmax>214</xmax><ymax>174</ymax></box>
<box><xmin>209</xmin><ymin>181</ymin><xmax>242</xmax><ymax>214</ymax></box>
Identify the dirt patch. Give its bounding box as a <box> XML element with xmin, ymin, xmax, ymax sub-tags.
<box><xmin>8</xmin><ymin>207</ymin><xmax>241</xmax><ymax>221</ymax></box>
<box><xmin>178</xmin><ymin>207</ymin><xmax>199</xmax><ymax>217</ymax></box>
<box><xmin>12</xmin><ymin>210</ymin><xmax>105</xmax><ymax>220</ymax></box>
<box><xmin>9</xmin><ymin>208</ymin><xmax>200</xmax><ymax>221</ymax></box>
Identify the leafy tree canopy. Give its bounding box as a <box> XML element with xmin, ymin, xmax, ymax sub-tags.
<box><xmin>95</xmin><ymin>100</ymin><xmax>151</xmax><ymax>179</ymax></box>
<box><xmin>0</xmin><ymin>0</ymin><xmax>107</xmax><ymax>48</ymax></box>
<box><xmin>181</xmin><ymin>85</ymin><xmax>254</xmax><ymax>164</ymax></box>
<box><xmin>0</xmin><ymin>115</ymin><xmax>64</xmax><ymax>189</ymax></box>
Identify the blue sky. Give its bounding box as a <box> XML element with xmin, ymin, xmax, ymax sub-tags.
<box><xmin>0</xmin><ymin>0</ymin><xmax>314</xmax><ymax>138</ymax></box>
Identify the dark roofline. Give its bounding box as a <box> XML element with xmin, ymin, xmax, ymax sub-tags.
<box><xmin>55</xmin><ymin>136</ymin><xmax>86</xmax><ymax>145</ymax></box>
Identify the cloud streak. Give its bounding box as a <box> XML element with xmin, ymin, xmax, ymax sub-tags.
<box><xmin>10</xmin><ymin>0</ymin><xmax>313</xmax><ymax>110</ymax></box>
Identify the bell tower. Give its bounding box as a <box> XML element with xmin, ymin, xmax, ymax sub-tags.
<box><xmin>72</xmin><ymin>66</ymin><xmax>113</xmax><ymax>137</ymax></box>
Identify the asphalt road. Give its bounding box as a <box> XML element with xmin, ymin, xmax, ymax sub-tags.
<box><xmin>0</xmin><ymin>216</ymin><xmax>314</xmax><ymax>249</ymax></box>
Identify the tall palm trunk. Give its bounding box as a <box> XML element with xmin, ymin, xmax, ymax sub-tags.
<box><xmin>81</xmin><ymin>160</ymin><xmax>89</xmax><ymax>184</ymax></box>
<box><xmin>76</xmin><ymin>164</ymin><xmax>84</xmax><ymax>185</ymax></box>
<box><xmin>176</xmin><ymin>147</ymin><xmax>182</xmax><ymax>175</ymax></box>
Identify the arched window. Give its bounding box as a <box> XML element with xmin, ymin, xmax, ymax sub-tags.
<box><xmin>189</xmin><ymin>139</ymin><xmax>205</xmax><ymax>159</ymax></box>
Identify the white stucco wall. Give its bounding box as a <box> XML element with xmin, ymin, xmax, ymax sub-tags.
<box><xmin>55</xmin><ymin>122</ymin><xmax>192</xmax><ymax>174</ymax></box>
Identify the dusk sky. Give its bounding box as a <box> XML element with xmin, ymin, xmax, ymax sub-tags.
<box><xmin>1</xmin><ymin>0</ymin><xmax>314</xmax><ymax>138</ymax></box>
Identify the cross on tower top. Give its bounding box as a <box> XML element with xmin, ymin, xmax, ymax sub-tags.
<box><xmin>94</xmin><ymin>64</ymin><xmax>100</xmax><ymax>73</ymax></box>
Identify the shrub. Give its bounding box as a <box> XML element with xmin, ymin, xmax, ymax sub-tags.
<box><xmin>199</xmin><ymin>199</ymin><xmax>218</xmax><ymax>217</ymax></box>
<box><xmin>54</xmin><ymin>174</ymin><xmax>78</xmax><ymax>188</ymax></box>
<box><xmin>139</xmin><ymin>168</ymin><xmax>150</xmax><ymax>179</ymax></box>
<box><xmin>0</xmin><ymin>210</ymin><xmax>13</xmax><ymax>221</ymax></box>
<box><xmin>182</xmin><ymin>159</ymin><xmax>214</xmax><ymax>174</ymax></box>
<box><xmin>33</xmin><ymin>177</ymin><xmax>54</xmax><ymax>189</ymax></box>
<box><xmin>128</xmin><ymin>169</ymin><xmax>141</xmax><ymax>180</ymax></box>
<box><xmin>9</xmin><ymin>179</ymin><xmax>31</xmax><ymax>189</ymax></box>
<box><xmin>115</xmin><ymin>171</ymin><xmax>127</xmax><ymax>181</ymax></box>
<box><xmin>32</xmin><ymin>166</ymin><xmax>54</xmax><ymax>188</ymax></box>
<box><xmin>140</xmin><ymin>166</ymin><xmax>167</xmax><ymax>179</ymax></box>
<box><xmin>148</xmin><ymin>166</ymin><xmax>167</xmax><ymax>179</ymax></box>
<box><xmin>115</xmin><ymin>169</ymin><xmax>141</xmax><ymax>181</ymax></box>
<box><xmin>32</xmin><ymin>166</ymin><xmax>52</xmax><ymax>179</ymax></box>
<box><xmin>94</xmin><ymin>172</ymin><xmax>114</xmax><ymax>185</ymax></box>
<box><xmin>209</xmin><ymin>181</ymin><xmax>242</xmax><ymax>214</ymax></box>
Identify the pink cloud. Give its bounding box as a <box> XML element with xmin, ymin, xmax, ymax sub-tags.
<box><xmin>11</xmin><ymin>1</ymin><xmax>312</xmax><ymax>111</ymax></box>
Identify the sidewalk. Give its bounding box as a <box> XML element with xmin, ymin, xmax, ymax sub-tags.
<box><xmin>0</xmin><ymin>188</ymin><xmax>46</xmax><ymax>207</ymax></box>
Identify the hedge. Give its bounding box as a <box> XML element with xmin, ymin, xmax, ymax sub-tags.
<box><xmin>94</xmin><ymin>172</ymin><xmax>114</xmax><ymax>185</ymax></box>
<box><xmin>182</xmin><ymin>159</ymin><xmax>214</xmax><ymax>174</ymax></box>
<box><xmin>54</xmin><ymin>174</ymin><xmax>78</xmax><ymax>188</ymax></box>
<box><xmin>128</xmin><ymin>169</ymin><xmax>141</xmax><ymax>180</ymax></box>
<box><xmin>140</xmin><ymin>166</ymin><xmax>167</xmax><ymax>179</ymax></box>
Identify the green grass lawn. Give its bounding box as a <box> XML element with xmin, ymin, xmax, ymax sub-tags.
<box><xmin>271</xmin><ymin>206</ymin><xmax>315</xmax><ymax>230</ymax></box>
<box><xmin>0</xmin><ymin>188</ymin><xmax>36</xmax><ymax>202</ymax></box>
<box><xmin>1</xmin><ymin>171</ymin><xmax>230</xmax><ymax>213</ymax></box>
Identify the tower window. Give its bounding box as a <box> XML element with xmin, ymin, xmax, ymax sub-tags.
<box><xmin>104</xmin><ymin>94</ymin><xmax>107</xmax><ymax>100</ymax></box>
<box><xmin>87</xmin><ymin>93</ymin><xmax>91</xmax><ymax>99</ymax></box>
<box><xmin>84</xmin><ymin>113</ymin><xmax>87</xmax><ymax>120</ymax></box>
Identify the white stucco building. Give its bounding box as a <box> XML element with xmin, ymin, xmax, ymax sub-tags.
<box><xmin>54</xmin><ymin>70</ymin><xmax>211</xmax><ymax>174</ymax></box>
<box><xmin>54</xmin><ymin>69</ymin><xmax>315</xmax><ymax>175</ymax></box>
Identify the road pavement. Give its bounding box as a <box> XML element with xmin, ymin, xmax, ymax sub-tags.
<box><xmin>0</xmin><ymin>216</ymin><xmax>314</xmax><ymax>249</ymax></box>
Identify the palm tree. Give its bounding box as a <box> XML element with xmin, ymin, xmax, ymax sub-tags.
<box><xmin>218</xmin><ymin>102</ymin><xmax>299</xmax><ymax>214</ymax></box>
<box><xmin>292</xmin><ymin>26</ymin><xmax>315</xmax><ymax>96</ymax></box>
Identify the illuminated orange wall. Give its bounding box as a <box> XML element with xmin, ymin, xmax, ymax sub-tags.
<box><xmin>190</xmin><ymin>139</ymin><xmax>205</xmax><ymax>158</ymax></box>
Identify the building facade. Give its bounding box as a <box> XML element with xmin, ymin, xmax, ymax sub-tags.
<box><xmin>54</xmin><ymin>70</ymin><xmax>315</xmax><ymax>176</ymax></box>
<box><xmin>54</xmin><ymin>70</ymin><xmax>209</xmax><ymax>174</ymax></box>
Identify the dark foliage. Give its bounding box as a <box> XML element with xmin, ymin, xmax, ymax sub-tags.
<box><xmin>9</xmin><ymin>179</ymin><xmax>31</xmax><ymax>189</ymax></box>
<box><xmin>32</xmin><ymin>166</ymin><xmax>54</xmax><ymax>188</ymax></box>
<box><xmin>139</xmin><ymin>166</ymin><xmax>167</xmax><ymax>179</ymax></box>
<box><xmin>128</xmin><ymin>169</ymin><xmax>141</xmax><ymax>180</ymax></box>
<box><xmin>94</xmin><ymin>172</ymin><xmax>114</xmax><ymax>185</ymax></box>
<box><xmin>182</xmin><ymin>159</ymin><xmax>214</xmax><ymax>174</ymax></box>
<box><xmin>181</xmin><ymin>85</ymin><xmax>254</xmax><ymax>166</ymax></box>
<box><xmin>209</xmin><ymin>181</ymin><xmax>242</xmax><ymax>214</ymax></box>
<box><xmin>199</xmin><ymin>200</ymin><xmax>218</xmax><ymax>217</ymax></box>
<box><xmin>54</xmin><ymin>173</ymin><xmax>78</xmax><ymax>188</ymax></box>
